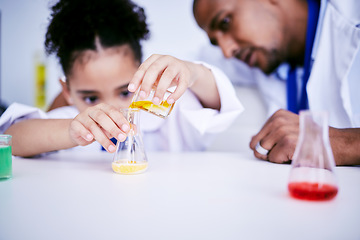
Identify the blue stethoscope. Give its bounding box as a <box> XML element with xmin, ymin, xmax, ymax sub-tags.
<box><xmin>286</xmin><ymin>0</ymin><xmax>320</xmax><ymax>114</ymax></box>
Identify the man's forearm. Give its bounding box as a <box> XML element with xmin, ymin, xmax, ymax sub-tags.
<box><xmin>330</xmin><ymin>127</ymin><xmax>360</xmax><ymax>166</ymax></box>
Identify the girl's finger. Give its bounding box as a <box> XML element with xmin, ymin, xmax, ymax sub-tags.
<box><xmin>165</xmin><ymin>77</ymin><xmax>188</xmax><ymax>104</ymax></box>
<box><xmin>69</xmin><ymin>120</ymin><xmax>94</xmax><ymax>145</ymax></box>
<box><xmin>87</xmin><ymin>107</ymin><xmax>127</xmax><ymax>142</ymax></box>
<box><xmin>128</xmin><ymin>54</ymin><xmax>161</xmax><ymax>93</ymax></box>
<box><xmin>74</xmin><ymin>113</ymin><xmax>116</xmax><ymax>152</ymax></box>
<box><xmin>98</xmin><ymin>104</ymin><xmax>130</xmax><ymax>134</ymax></box>
<box><xmin>153</xmin><ymin>65</ymin><xmax>180</xmax><ymax>105</ymax></box>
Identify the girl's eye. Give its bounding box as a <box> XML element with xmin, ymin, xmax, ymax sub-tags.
<box><xmin>119</xmin><ymin>90</ymin><xmax>133</xmax><ymax>99</ymax></box>
<box><xmin>83</xmin><ymin>96</ymin><xmax>99</xmax><ymax>105</ymax></box>
<box><xmin>218</xmin><ymin>16</ymin><xmax>231</xmax><ymax>31</ymax></box>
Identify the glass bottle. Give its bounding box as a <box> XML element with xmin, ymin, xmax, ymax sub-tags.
<box><xmin>129</xmin><ymin>87</ymin><xmax>175</xmax><ymax>118</ymax></box>
<box><xmin>288</xmin><ymin>110</ymin><xmax>338</xmax><ymax>201</ymax></box>
<box><xmin>112</xmin><ymin>108</ymin><xmax>148</xmax><ymax>175</ymax></box>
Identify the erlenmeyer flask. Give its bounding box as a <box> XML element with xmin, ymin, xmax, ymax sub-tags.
<box><xmin>112</xmin><ymin>108</ymin><xmax>148</xmax><ymax>175</ymax></box>
<box><xmin>288</xmin><ymin>110</ymin><xmax>338</xmax><ymax>200</ymax></box>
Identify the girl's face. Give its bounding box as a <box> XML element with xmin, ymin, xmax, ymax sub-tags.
<box><xmin>62</xmin><ymin>45</ymin><xmax>139</xmax><ymax>112</ymax></box>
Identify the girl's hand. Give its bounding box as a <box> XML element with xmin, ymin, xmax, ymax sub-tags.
<box><xmin>69</xmin><ymin>103</ymin><xmax>130</xmax><ymax>152</ymax></box>
<box><xmin>127</xmin><ymin>54</ymin><xmax>193</xmax><ymax>105</ymax></box>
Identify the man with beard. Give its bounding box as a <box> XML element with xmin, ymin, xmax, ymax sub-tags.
<box><xmin>193</xmin><ymin>0</ymin><xmax>360</xmax><ymax>166</ymax></box>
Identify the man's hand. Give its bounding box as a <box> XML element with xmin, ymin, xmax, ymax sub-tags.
<box><xmin>250</xmin><ymin>109</ymin><xmax>360</xmax><ymax>166</ymax></box>
<box><xmin>250</xmin><ymin>109</ymin><xmax>299</xmax><ymax>164</ymax></box>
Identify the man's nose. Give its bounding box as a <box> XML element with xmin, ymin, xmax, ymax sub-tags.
<box><xmin>216</xmin><ymin>35</ymin><xmax>238</xmax><ymax>59</ymax></box>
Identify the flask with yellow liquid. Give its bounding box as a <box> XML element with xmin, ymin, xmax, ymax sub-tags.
<box><xmin>112</xmin><ymin>108</ymin><xmax>148</xmax><ymax>175</ymax></box>
<box><xmin>112</xmin><ymin>87</ymin><xmax>174</xmax><ymax>175</ymax></box>
<box><xmin>129</xmin><ymin>87</ymin><xmax>175</xmax><ymax>118</ymax></box>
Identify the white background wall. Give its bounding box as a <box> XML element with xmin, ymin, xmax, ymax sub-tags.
<box><xmin>0</xmin><ymin>0</ymin><xmax>209</xmax><ymax>108</ymax></box>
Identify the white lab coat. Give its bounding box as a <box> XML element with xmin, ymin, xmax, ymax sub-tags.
<box><xmin>307</xmin><ymin>0</ymin><xmax>360</xmax><ymax>128</ymax></box>
<box><xmin>0</xmin><ymin>63</ymin><xmax>243</xmax><ymax>153</ymax></box>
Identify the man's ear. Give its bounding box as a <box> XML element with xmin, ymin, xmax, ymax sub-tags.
<box><xmin>60</xmin><ymin>78</ymin><xmax>73</xmax><ymax>105</ymax></box>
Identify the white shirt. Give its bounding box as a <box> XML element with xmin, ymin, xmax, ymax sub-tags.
<box><xmin>0</xmin><ymin>63</ymin><xmax>243</xmax><ymax>152</ymax></box>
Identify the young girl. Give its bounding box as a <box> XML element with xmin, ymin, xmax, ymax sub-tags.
<box><xmin>0</xmin><ymin>0</ymin><xmax>243</xmax><ymax>157</ymax></box>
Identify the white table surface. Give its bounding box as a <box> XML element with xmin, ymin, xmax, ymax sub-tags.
<box><xmin>0</xmin><ymin>150</ymin><xmax>359</xmax><ymax>240</ymax></box>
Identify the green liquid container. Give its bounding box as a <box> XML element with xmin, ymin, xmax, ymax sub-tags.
<box><xmin>0</xmin><ymin>135</ymin><xmax>12</xmax><ymax>179</ymax></box>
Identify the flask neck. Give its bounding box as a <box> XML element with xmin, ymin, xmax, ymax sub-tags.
<box><xmin>299</xmin><ymin>112</ymin><xmax>329</xmax><ymax>142</ymax></box>
<box><xmin>124</xmin><ymin>109</ymin><xmax>140</xmax><ymax>136</ymax></box>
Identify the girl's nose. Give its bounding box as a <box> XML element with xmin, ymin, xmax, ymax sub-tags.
<box><xmin>111</xmin><ymin>99</ymin><xmax>132</xmax><ymax>111</ymax></box>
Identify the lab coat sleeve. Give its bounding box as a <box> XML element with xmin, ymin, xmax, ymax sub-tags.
<box><xmin>0</xmin><ymin>103</ymin><xmax>101</xmax><ymax>153</ymax></box>
<box><xmin>0</xmin><ymin>102</ymin><xmax>49</xmax><ymax>134</ymax></box>
<box><xmin>0</xmin><ymin>102</ymin><xmax>78</xmax><ymax>134</ymax></box>
<box><xmin>177</xmin><ymin>61</ymin><xmax>244</xmax><ymax>136</ymax></box>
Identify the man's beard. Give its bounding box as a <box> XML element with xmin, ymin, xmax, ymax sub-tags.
<box><xmin>235</xmin><ymin>47</ymin><xmax>283</xmax><ymax>75</ymax></box>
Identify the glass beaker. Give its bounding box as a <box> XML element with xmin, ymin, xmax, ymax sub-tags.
<box><xmin>129</xmin><ymin>87</ymin><xmax>175</xmax><ymax>118</ymax></box>
<box><xmin>112</xmin><ymin>108</ymin><xmax>148</xmax><ymax>175</ymax></box>
<box><xmin>288</xmin><ymin>110</ymin><xmax>338</xmax><ymax>201</ymax></box>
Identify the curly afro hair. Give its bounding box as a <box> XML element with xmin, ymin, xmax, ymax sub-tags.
<box><xmin>45</xmin><ymin>0</ymin><xmax>150</xmax><ymax>76</ymax></box>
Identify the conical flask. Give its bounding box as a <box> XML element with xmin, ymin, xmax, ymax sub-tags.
<box><xmin>112</xmin><ymin>108</ymin><xmax>148</xmax><ymax>175</ymax></box>
<box><xmin>288</xmin><ymin>110</ymin><xmax>338</xmax><ymax>200</ymax></box>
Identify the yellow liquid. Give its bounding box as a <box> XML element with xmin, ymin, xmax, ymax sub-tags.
<box><xmin>129</xmin><ymin>100</ymin><xmax>173</xmax><ymax>118</ymax></box>
<box><xmin>112</xmin><ymin>160</ymin><xmax>148</xmax><ymax>174</ymax></box>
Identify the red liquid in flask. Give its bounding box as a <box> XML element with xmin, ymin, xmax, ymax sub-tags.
<box><xmin>288</xmin><ymin>182</ymin><xmax>338</xmax><ymax>201</ymax></box>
